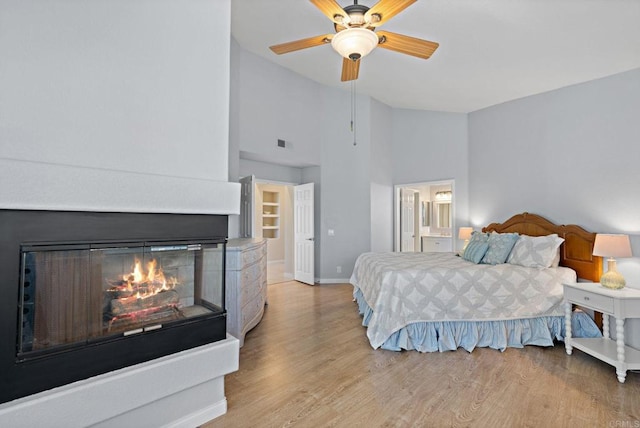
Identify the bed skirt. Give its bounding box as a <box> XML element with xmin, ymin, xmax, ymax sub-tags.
<box><xmin>353</xmin><ymin>288</ymin><xmax>602</xmax><ymax>352</ymax></box>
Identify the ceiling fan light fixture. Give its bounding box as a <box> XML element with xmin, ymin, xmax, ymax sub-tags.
<box><xmin>331</xmin><ymin>27</ymin><xmax>378</xmax><ymax>61</ymax></box>
<box><xmin>348</xmin><ymin>11</ymin><xmax>365</xmax><ymax>26</ymax></box>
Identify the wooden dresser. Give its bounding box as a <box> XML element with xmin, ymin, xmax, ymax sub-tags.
<box><xmin>225</xmin><ymin>238</ymin><xmax>267</xmax><ymax>347</ymax></box>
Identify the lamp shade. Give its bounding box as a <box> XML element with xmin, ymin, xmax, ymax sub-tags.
<box><xmin>458</xmin><ymin>227</ymin><xmax>473</xmax><ymax>240</ymax></box>
<box><xmin>592</xmin><ymin>234</ymin><xmax>632</xmax><ymax>258</ymax></box>
<box><xmin>331</xmin><ymin>28</ymin><xmax>379</xmax><ymax>61</ymax></box>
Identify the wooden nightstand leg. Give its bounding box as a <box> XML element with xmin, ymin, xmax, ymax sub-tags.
<box><xmin>603</xmin><ymin>313</ymin><xmax>610</xmax><ymax>339</ymax></box>
<box><xmin>616</xmin><ymin>318</ymin><xmax>626</xmax><ymax>383</ymax></box>
<box><xmin>564</xmin><ymin>301</ymin><xmax>573</xmax><ymax>355</ymax></box>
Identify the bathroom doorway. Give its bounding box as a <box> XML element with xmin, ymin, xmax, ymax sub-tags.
<box><xmin>394</xmin><ymin>180</ymin><xmax>455</xmax><ymax>252</ymax></box>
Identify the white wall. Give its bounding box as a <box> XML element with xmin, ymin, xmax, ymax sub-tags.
<box><xmin>468</xmin><ymin>68</ymin><xmax>640</xmax><ymax>346</ymax></box>
<box><xmin>392</xmin><ymin>109</ymin><xmax>469</xmax><ymax>248</ymax></box>
<box><xmin>469</xmin><ymin>68</ymin><xmax>640</xmax><ymax>274</ymax></box>
<box><xmin>370</xmin><ymin>98</ymin><xmax>394</xmax><ymax>253</ymax></box>
<box><xmin>0</xmin><ymin>0</ymin><xmax>237</xmax><ymax>214</ymax></box>
<box><xmin>319</xmin><ymin>89</ymin><xmax>372</xmax><ymax>280</ymax></box>
<box><xmin>231</xmin><ymin>42</ymin><xmax>323</xmax><ymax>168</ymax></box>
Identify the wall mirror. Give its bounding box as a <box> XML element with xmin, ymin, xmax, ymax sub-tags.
<box><xmin>421</xmin><ymin>201</ymin><xmax>430</xmax><ymax>227</ymax></box>
<box><xmin>434</xmin><ymin>201</ymin><xmax>451</xmax><ymax>229</ymax></box>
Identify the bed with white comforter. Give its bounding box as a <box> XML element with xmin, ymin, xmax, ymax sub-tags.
<box><xmin>350</xmin><ymin>251</ymin><xmax>599</xmax><ymax>352</ymax></box>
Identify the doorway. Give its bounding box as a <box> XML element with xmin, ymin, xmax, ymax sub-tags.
<box><xmin>240</xmin><ymin>177</ymin><xmax>315</xmax><ymax>285</ymax></box>
<box><xmin>254</xmin><ymin>182</ymin><xmax>295</xmax><ymax>285</ymax></box>
<box><xmin>394</xmin><ymin>180</ymin><xmax>455</xmax><ymax>252</ymax></box>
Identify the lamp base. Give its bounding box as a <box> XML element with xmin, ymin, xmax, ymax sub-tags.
<box><xmin>600</xmin><ymin>270</ymin><xmax>626</xmax><ymax>290</ymax></box>
<box><xmin>458</xmin><ymin>240</ymin><xmax>470</xmax><ymax>257</ymax></box>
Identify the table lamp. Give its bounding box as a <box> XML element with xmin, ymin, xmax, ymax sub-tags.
<box><xmin>458</xmin><ymin>227</ymin><xmax>474</xmax><ymax>253</ymax></box>
<box><xmin>592</xmin><ymin>234</ymin><xmax>632</xmax><ymax>289</ymax></box>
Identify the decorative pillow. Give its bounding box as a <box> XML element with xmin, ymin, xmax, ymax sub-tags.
<box><xmin>462</xmin><ymin>241</ymin><xmax>490</xmax><ymax>264</ymax></box>
<box><xmin>549</xmin><ymin>247</ymin><xmax>561</xmax><ymax>267</ymax></box>
<box><xmin>459</xmin><ymin>231</ymin><xmax>488</xmax><ymax>258</ymax></box>
<box><xmin>507</xmin><ymin>234</ymin><xmax>565</xmax><ymax>268</ymax></box>
<box><xmin>481</xmin><ymin>232</ymin><xmax>519</xmax><ymax>265</ymax></box>
<box><xmin>468</xmin><ymin>231</ymin><xmax>489</xmax><ymax>244</ymax></box>
<box><xmin>458</xmin><ymin>230</ymin><xmax>489</xmax><ymax>258</ymax></box>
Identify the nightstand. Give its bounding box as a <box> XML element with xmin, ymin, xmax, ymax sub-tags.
<box><xmin>564</xmin><ymin>282</ymin><xmax>640</xmax><ymax>383</ymax></box>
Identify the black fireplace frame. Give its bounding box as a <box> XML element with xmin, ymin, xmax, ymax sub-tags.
<box><xmin>0</xmin><ymin>209</ymin><xmax>228</xmax><ymax>404</ymax></box>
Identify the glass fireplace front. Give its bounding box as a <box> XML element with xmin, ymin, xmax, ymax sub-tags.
<box><xmin>19</xmin><ymin>240</ymin><xmax>224</xmax><ymax>359</ymax></box>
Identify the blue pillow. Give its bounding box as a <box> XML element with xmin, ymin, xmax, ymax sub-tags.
<box><xmin>462</xmin><ymin>241</ymin><xmax>490</xmax><ymax>264</ymax></box>
<box><xmin>468</xmin><ymin>231</ymin><xmax>489</xmax><ymax>244</ymax></box>
<box><xmin>481</xmin><ymin>232</ymin><xmax>519</xmax><ymax>265</ymax></box>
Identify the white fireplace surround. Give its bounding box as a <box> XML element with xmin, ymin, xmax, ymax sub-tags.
<box><xmin>0</xmin><ymin>160</ymin><xmax>241</xmax><ymax>426</ymax></box>
<box><xmin>0</xmin><ymin>337</ymin><xmax>239</xmax><ymax>428</ymax></box>
<box><xmin>1</xmin><ymin>0</ymin><xmax>238</xmax><ymax>423</ymax></box>
<box><xmin>0</xmin><ymin>158</ymin><xmax>240</xmax><ymax>215</ymax></box>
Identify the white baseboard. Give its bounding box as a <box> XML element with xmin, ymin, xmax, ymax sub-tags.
<box><xmin>315</xmin><ymin>278</ymin><xmax>351</xmax><ymax>284</ymax></box>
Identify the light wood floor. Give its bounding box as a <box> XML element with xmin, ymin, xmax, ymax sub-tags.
<box><xmin>203</xmin><ymin>281</ymin><xmax>640</xmax><ymax>428</ymax></box>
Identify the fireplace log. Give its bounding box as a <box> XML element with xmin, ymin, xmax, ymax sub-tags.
<box><xmin>110</xmin><ymin>289</ymin><xmax>180</xmax><ymax>316</ymax></box>
<box><xmin>106</xmin><ymin>280</ymin><xmax>170</xmax><ymax>299</ymax></box>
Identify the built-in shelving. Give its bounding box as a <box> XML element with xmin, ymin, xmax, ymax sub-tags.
<box><xmin>262</xmin><ymin>191</ymin><xmax>280</xmax><ymax>239</ymax></box>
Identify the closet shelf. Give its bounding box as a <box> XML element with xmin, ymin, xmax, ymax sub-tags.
<box><xmin>261</xmin><ymin>190</ymin><xmax>280</xmax><ymax>239</ymax></box>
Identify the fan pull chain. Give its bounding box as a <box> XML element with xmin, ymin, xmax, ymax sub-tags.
<box><xmin>351</xmin><ymin>80</ymin><xmax>357</xmax><ymax>146</ymax></box>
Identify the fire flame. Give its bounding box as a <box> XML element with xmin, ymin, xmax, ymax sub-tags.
<box><xmin>122</xmin><ymin>259</ymin><xmax>177</xmax><ymax>298</ymax></box>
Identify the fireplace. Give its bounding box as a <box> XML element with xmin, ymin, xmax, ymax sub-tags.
<box><xmin>0</xmin><ymin>209</ymin><xmax>228</xmax><ymax>404</ymax></box>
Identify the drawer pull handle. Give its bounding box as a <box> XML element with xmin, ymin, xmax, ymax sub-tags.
<box><xmin>584</xmin><ymin>297</ymin><xmax>590</xmax><ymax>301</ymax></box>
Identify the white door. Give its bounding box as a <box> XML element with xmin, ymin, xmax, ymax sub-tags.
<box><xmin>239</xmin><ymin>175</ymin><xmax>255</xmax><ymax>238</ymax></box>
<box><xmin>294</xmin><ymin>183</ymin><xmax>314</xmax><ymax>285</ymax></box>
<box><xmin>400</xmin><ymin>188</ymin><xmax>416</xmax><ymax>252</ymax></box>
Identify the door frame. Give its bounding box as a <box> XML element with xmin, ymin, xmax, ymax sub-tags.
<box><xmin>394</xmin><ymin>179</ymin><xmax>456</xmax><ymax>252</ymax></box>
<box><xmin>253</xmin><ymin>179</ymin><xmax>297</xmax><ymax>283</ymax></box>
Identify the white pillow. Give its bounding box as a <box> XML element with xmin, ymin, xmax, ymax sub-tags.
<box><xmin>507</xmin><ymin>234</ymin><xmax>564</xmax><ymax>268</ymax></box>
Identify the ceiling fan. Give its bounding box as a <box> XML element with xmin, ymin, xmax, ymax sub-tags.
<box><xmin>269</xmin><ymin>0</ymin><xmax>439</xmax><ymax>82</ymax></box>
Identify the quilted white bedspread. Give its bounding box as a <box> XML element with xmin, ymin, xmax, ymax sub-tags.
<box><xmin>349</xmin><ymin>252</ymin><xmax>577</xmax><ymax>349</ymax></box>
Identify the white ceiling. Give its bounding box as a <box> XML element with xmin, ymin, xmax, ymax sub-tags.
<box><xmin>231</xmin><ymin>0</ymin><xmax>640</xmax><ymax>113</ymax></box>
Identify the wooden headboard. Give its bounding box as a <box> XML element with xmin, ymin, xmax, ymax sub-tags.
<box><xmin>482</xmin><ymin>212</ymin><xmax>603</xmax><ymax>282</ymax></box>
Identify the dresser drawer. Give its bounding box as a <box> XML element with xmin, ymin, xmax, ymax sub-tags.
<box><xmin>226</xmin><ymin>239</ymin><xmax>267</xmax><ymax>270</ymax></box>
<box><xmin>242</xmin><ymin>296</ymin><xmax>265</xmax><ymax>330</ymax></box>
<box><xmin>241</xmin><ymin>275</ymin><xmax>264</xmax><ymax>306</ymax></box>
<box><xmin>242</xmin><ymin>241</ymin><xmax>266</xmax><ymax>266</ymax></box>
<box><xmin>225</xmin><ymin>238</ymin><xmax>267</xmax><ymax>347</ymax></box>
<box><xmin>564</xmin><ymin>286</ymin><xmax>614</xmax><ymax>314</ymax></box>
<box><xmin>421</xmin><ymin>236</ymin><xmax>453</xmax><ymax>252</ymax></box>
<box><xmin>242</xmin><ymin>255</ymin><xmax>265</xmax><ymax>284</ymax></box>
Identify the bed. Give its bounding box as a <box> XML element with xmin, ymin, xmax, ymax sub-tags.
<box><xmin>350</xmin><ymin>213</ymin><xmax>604</xmax><ymax>352</ymax></box>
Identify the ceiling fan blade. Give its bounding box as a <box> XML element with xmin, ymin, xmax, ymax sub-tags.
<box><xmin>341</xmin><ymin>57</ymin><xmax>360</xmax><ymax>81</ymax></box>
<box><xmin>310</xmin><ymin>0</ymin><xmax>349</xmax><ymax>25</ymax></box>
<box><xmin>365</xmin><ymin>0</ymin><xmax>416</xmax><ymax>27</ymax></box>
<box><xmin>270</xmin><ymin>34</ymin><xmax>333</xmax><ymax>55</ymax></box>
<box><xmin>376</xmin><ymin>30</ymin><xmax>439</xmax><ymax>59</ymax></box>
